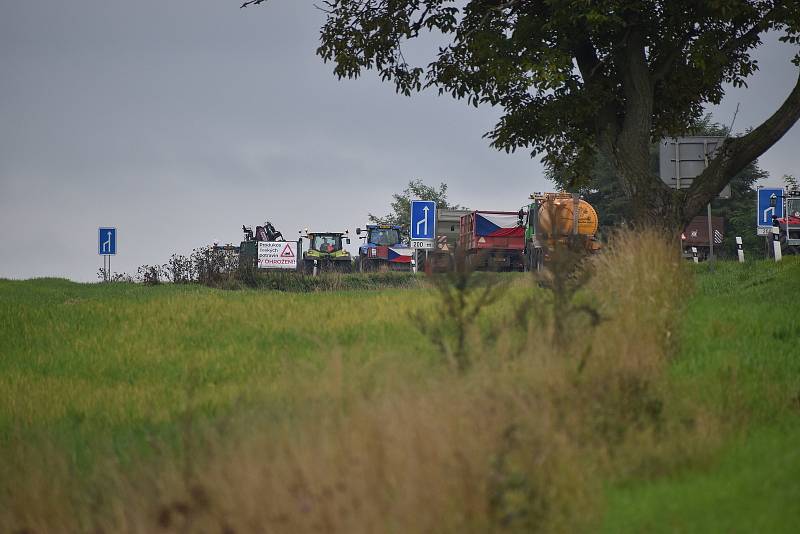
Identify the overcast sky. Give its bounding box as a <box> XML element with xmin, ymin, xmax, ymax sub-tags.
<box><xmin>1</xmin><ymin>1</ymin><xmax>798</xmax><ymax>281</ymax></box>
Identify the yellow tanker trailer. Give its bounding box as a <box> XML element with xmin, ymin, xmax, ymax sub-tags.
<box><xmin>524</xmin><ymin>193</ymin><xmax>601</xmax><ymax>270</ymax></box>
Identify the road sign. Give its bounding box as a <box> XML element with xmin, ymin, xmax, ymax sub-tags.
<box><xmin>410</xmin><ymin>200</ymin><xmax>436</xmax><ymax>242</ymax></box>
<box><xmin>98</xmin><ymin>227</ymin><xmax>117</xmax><ymax>255</ymax></box>
<box><xmin>659</xmin><ymin>136</ymin><xmax>731</xmax><ymax>198</ymax></box>
<box><xmin>411</xmin><ymin>240</ymin><xmax>434</xmax><ymax>249</ymax></box>
<box><xmin>258</xmin><ymin>241</ymin><xmax>298</xmax><ymax>269</ymax></box>
<box><xmin>757</xmin><ymin>186</ymin><xmax>784</xmax><ymax>235</ymax></box>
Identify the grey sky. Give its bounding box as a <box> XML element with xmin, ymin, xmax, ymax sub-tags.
<box><xmin>1</xmin><ymin>1</ymin><xmax>798</xmax><ymax>281</ymax></box>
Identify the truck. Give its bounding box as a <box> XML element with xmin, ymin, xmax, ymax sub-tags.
<box><xmin>423</xmin><ymin>209</ymin><xmax>471</xmax><ymax>272</ymax></box>
<box><xmin>524</xmin><ymin>193</ymin><xmax>601</xmax><ymax>270</ymax></box>
<box><xmin>680</xmin><ymin>215</ymin><xmax>725</xmax><ymax>261</ymax></box>
<box><xmin>772</xmin><ymin>189</ymin><xmax>800</xmax><ymax>255</ymax></box>
<box><xmin>299</xmin><ymin>229</ymin><xmax>353</xmax><ymax>274</ymax></box>
<box><xmin>354</xmin><ymin>224</ymin><xmax>413</xmax><ymax>271</ymax></box>
<box><xmin>458</xmin><ymin>210</ymin><xmax>527</xmax><ymax>271</ymax></box>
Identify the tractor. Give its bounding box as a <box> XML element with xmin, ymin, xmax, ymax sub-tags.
<box><xmin>300</xmin><ymin>229</ymin><xmax>353</xmax><ymax>273</ymax></box>
<box><xmin>354</xmin><ymin>224</ymin><xmax>412</xmax><ymax>272</ymax></box>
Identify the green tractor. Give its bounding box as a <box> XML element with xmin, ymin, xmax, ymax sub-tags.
<box><xmin>300</xmin><ymin>229</ymin><xmax>353</xmax><ymax>274</ymax></box>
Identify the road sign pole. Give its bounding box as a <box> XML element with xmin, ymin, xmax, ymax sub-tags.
<box><xmin>772</xmin><ymin>225</ymin><xmax>782</xmax><ymax>262</ymax></box>
<box><xmin>675</xmin><ymin>141</ymin><xmax>682</xmax><ymax>257</ymax></box>
<box><xmin>702</xmin><ymin>141</ymin><xmax>715</xmax><ymax>270</ymax></box>
<box><xmin>707</xmin><ymin>202</ymin><xmax>714</xmax><ymax>267</ymax></box>
<box><xmin>98</xmin><ymin>227</ymin><xmax>117</xmax><ymax>282</ymax></box>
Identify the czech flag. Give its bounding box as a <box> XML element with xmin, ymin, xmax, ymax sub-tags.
<box><xmin>388</xmin><ymin>247</ymin><xmax>413</xmax><ymax>263</ymax></box>
<box><xmin>475</xmin><ymin>213</ymin><xmax>524</xmax><ymax>238</ymax></box>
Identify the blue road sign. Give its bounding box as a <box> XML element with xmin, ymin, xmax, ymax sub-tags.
<box><xmin>410</xmin><ymin>200</ymin><xmax>436</xmax><ymax>240</ymax></box>
<box><xmin>757</xmin><ymin>187</ymin><xmax>784</xmax><ymax>229</ymax></box>
<box><xmin>98</xmin><ymin>227</ymin><xmax>117</xmax><ymax>255</ymax></box>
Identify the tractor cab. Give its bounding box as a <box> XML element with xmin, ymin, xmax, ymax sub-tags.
<box><xmin>787</xmin><ymin>194</ymin><xmax>800</xmax><ymax>219</ymax></box>
<box><xmin>360</xmin><ymin>225</ymin><xmax>403</xmax><ymax>247</ymax></box>
<box><xmin>299</xmin><ymin>229</ymin><xmax>352</xmax><ymax>273</ymax></box>
<box><xmin>311</xmin><ymin>233</ymin><xmax>345</xmax><ymax>253</ymax></box>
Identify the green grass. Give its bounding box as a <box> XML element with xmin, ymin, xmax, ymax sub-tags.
<box><xmin>674</xmin><ymin>260</ymin><xmax>800</xmax><ymax>422</ymax></box>
<box><xmin>601</xmin><ymin>258</ymin><xmax>800</xmax><ymax>532</ymax></box>
<box><xmin>0</xmin><ymin>277</ymin><xmax>442</xmax><ymax>469</ymax></box>
<box><xmin>2</xmin><ymin>258</ymin><xmax>799</xmax><ymax>531</ymax></box>
<box><xmin>603</xmin><ymin>422</ymin><xmax>800</xmax><ymax>533</ymax></box>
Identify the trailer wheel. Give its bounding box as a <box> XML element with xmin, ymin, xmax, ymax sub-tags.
<box><xmin>526</xmin><ymin>248</ymin><xmax>542</xmax><ymax>272</ymax></box>
<box><xmin>779</xmin><ymin>234</ymin><xmax>800</xmax><ymax>255</ymax></box>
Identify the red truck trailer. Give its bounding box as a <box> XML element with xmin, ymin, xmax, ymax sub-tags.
<box><xmin>459</xmin><ymin>210</ymin><xmax>526</xmax><ymax>271</ymax></box>
<box><xmin>681</xmin><ymin>215</ymin><xmax>724</xmax><ymax>261</ymax></box>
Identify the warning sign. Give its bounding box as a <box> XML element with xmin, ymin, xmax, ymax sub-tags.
<box><xmin>258</xmin><ymin>241</ymin><xmax>298</xmax><ymax>270</ymax></box>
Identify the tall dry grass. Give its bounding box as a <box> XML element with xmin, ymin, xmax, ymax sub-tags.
<box><xmin>2</xmin><ymin>229</ymin><xmax>722</xmax><ymax>533</ymax></box>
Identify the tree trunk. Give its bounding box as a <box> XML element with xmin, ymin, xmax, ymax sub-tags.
<box><xmin>605</xmin><ymin>147</ymin><xmax>686</xmax><ymax>230</ymax></box>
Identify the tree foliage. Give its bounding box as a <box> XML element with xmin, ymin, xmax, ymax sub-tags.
<box><xmin>248</xmin><ymin>0</ymin><xmax>800</xmax><ymax>226</ymax></box>
<box><xmin>368</xmin><ymin>179</ymin><xmax>464</xmax><ymax>227</ymax></box>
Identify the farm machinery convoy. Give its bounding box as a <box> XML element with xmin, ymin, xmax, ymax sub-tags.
<box><xmin>420</xmin><ymin>193</ymin><xmax>600</xmax><ymax>272</ymax></box>
<box><xmin>228</xmin><ymin>192</ymin><xmax>604</xmax><ymax>275</ymax></box>
<box><xmin>221</xmin><ymin>186</ymin><xmax>781</xmax><ymax>275</ymax></box>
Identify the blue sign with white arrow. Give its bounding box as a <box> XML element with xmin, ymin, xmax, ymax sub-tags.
<box><xmin>98</xmin><ymin>227</ymin><xmax>117</xmax><ymax>255</ymax></box>
<box><xmin>410</xmin><ymin>200</ymin><xmax>436</xmax><ymax>240</ymax></box>
<box><xmin>757</xmin><ymin>187</ymin><xmax>784</xmax><ymax>229</ymax></box>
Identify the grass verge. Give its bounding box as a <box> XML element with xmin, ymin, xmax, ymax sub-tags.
<box><xmin>1</xmin><ymin>239</ymin><xmax>798</xmax><ymax>532</ymax></box>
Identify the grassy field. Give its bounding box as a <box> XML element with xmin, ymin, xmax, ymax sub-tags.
<box><xmin>0</xmin><ymin>277</ymin><xmax>440</xmax><ymax>466</ymax></box>
<box><xmin>1</xmin><ymin>240</ymin><xmax>799</xmax><ymax>533</ymax></box>
<box><xmin>602</xmin><ymin>258</ymin><xmax>800</xmax><ymax>532</ymax></box>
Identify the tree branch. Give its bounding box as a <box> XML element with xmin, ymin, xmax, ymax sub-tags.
<box><xmin>685</xmin><ymin>68</ymin><xmax>800</xmax><ymax>217</ymax></box>
<box><xmin>240</xmin><ymin>0</ymin><xmax>266</xmax><ymax>8</ymax></box>
<box><xmin>650</xmin><ymin>30</ymin><xmax>696</xmax><ymax>84</ymax></box>
<box><xmin>718</xmin><ymin>8</ymin><xmax>777</xmax><ymax>57</ymax></box>
<box><xmin>573</xmin><ymin>38</ymin><xmax>603</xmax><ymax>83</ymax></box>
<box><xmin>573</xmin><ymin>37</ymin><xmax>620</xmax><ymax>152</ymax></box>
